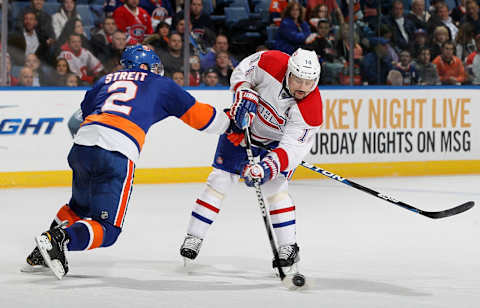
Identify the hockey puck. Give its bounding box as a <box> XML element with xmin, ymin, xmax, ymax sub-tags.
<box><xmin>292</xmin><ymin>273</ymin><xmax>305</xmax><ymax>287</ymax></box>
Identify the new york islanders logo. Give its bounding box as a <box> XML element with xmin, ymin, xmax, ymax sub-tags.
<box><xmin>256</xmin><ymin>98</ymin><xmax>285</xmax><ymax>130</ymax></box>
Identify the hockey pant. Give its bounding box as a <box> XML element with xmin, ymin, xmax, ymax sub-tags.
<box><xmin>186</xmin><ymin>168</ymin><xmax>297</xmax><ymax>247</ymax></box>
<box><xmin>50</xmin><ymin>144</ymin><xmax>134</xmax><ymax>251</ymax></box>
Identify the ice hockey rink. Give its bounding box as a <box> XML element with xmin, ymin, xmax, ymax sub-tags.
<box><xmin>1</xmin><ymin>175</ymin><xmax>479</xmax><ymax>308</ymax></box>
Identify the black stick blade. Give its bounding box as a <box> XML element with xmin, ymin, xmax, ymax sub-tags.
<box><xmin>421</xmin><ymin>201</ymin><xmax>475</xmax><ymax>219</ymax></box>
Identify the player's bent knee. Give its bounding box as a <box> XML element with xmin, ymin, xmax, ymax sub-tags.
<box><xmin>101</xmin><ymin>223</ymin><xmax>122</xmax><ymax>247</ymax></box>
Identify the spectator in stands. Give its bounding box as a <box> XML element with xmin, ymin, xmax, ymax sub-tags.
<box><xmin>55</xmin><ymin>18</ymin><xmax>93</xmax><ymax>55</ymax></box>
<box><xmin>143</xmin><ymin>21</ymin><xmax>170</xmax><ymax>52</ymax></box>
<box><xmin>16</xmin><ymin>0</ymin><xmax>55</xmax><ymax>40</ymax></box>
<box><xmin>393</xmin><ymin>50</ymin><xmax>418</xmax><ymax>85</ymax></box>
<box><xmin>308</xmin><ymin>4</ymin><xmax>330</xmax><ymax>31</ymax></box>
<box><xmin>140</xmin><ymin>0</ymin><xmax>173</xmax><ymax>29</ymax></box>
<box><xmin>463</xmin><ymin>0</ymin><xmax>480</xmax><ymax>29</ymax></box>
<box><xmin>201</xmin><ymin>67</ymin><xmax>219</xmax><ymax>86</ymax></box>
<box><xmin>172</xmin><ymin>71</ymin><xmax>185</xmax><ymax>86</ymax></box>
<box><xmin>189</xmin><ymin>55</ymin><xmax>202</xmax><ymax>86</ymax></box>
<box><xmin>58</xmin><ymin>33</ymin><xmax>104</xmax><ymax>84</ymax></box>
<box><xmin>46</xmin><ymin>57</ymin><xmax>71</xmax><ymax>86</ymax></box>
<box><xmin>101</xmin><ymin>30</ymin><xmax>128</xmax><ymax>73</ymax></box>
<box><xmin>104</xmin><ymin>0</ymin><xmax>125</xmax><ymax>17</ymax></box>
<box><xmin>408</xmin><ymin>28</ymin><xmax>428</xmax><ymax>59</ymax></box>
<box><xmin>386</xmin><ymin>69</ymin><xmax>403</xmax><ymax>85</ymax></box>
<box><xmin>213</xmin><ymin>51</ymin><xmax>233</xmax><ymax>86</ymax></box>
<box><xmin>25</xmin><ymin>53</ymin><xmax>48</xmax><ymax>86</ymax></box>
<box><xmin>303</xmin><ymin>18</ymin><xmax>336</xmax><ymax>62</ymax></box>
<box><xmin>113</xmin><ymin>0</ymin><xmax>153</xmax><ymax>43</ymax></box>
<box><xmin>52</xmin><ymin>0</ymin><xmax>81</xmax><ymax>39</ymax></box>
<box><xmin>385</xmin><ymin>0</ymin><xmax>416</xmax><ymax>52</ymax></box>
<box><xmin>0</xmin><ymin>53</ymin><xmax>18</xmax><ymax>86</ymax></box>
<box><xmin>91</xmin><ymin>17</ymin><xmax>118</xmax><ymax>57</ymax></box>
<box><xmin>465</xmin><ymin>31</ymin><xmax>480</xmax><ymax>84</ymax></box>
<box><xmin>157</xmin><ymin>32</ymin><xmax>184</xmax><ymax>78</ymax></box>
<box><xmin>274</xmin><ymin>2</ymin><xmax>316</xmax><ymax>55</ymax></box>
<box><xmin>270</xmin><ymin>0</ymin><xmax>289</xmax><ymax>26</ymax></box>
<box><xmin>432</xmin><ymin>40</ymin><xmax>466</xmax><ymax>84</ymax></box>
<box><xmin>16</xmin><ymin>67</ymin><xmax>34</xmax><ymax>87</ymax></box>
<box><xmin>8</xmin><ymin>11</ymin><xmax>54</xmax><ymax>66</ymax></box>
<box><xmin>427</xmin><ymin>1</ymin><xmax>458</xmax><ymax>40</ymax></box>
<box><xmin>175</xmin><ymin>0</ymin><xmax>215</xmax><ymax>49</ymax></box>
<box><xmin>335</xmin><ymin>22</ymin><xmax>363</xmax><ymax>64</ymax></box>
<box><xmin>306</xmin><ymin>0</ymin><xmax>344</xmax><ymax>26</ymax></box>
<box><xmin>406</xmin><ymin>0</ymin><xmax>430</xmax><ymax>30</ymax></box>
<box><xmin>200</xmin><ymin>34</ymin><xmax>238</xmax><ymax>71</ymax></box>
<box><xmin>455</xmin><ymin>22</ymin><xmax>476</xmax><ymax>61</ymax></box>
<box><xmin>451</xmin><ymin>0</ymin><xmax>467</xmax><ymax>25</ymax></box>
<box><xmin>65</xmin><ymin>73</ymin><xmax>79</xmax><ymax>87</ymax></box>
<box><xmin>173</xmin><ymin>18</ymin><xmax>204</xmax><ymax>55</ymax></box>
<box><xmin>430</xmin><ymin>25</ymin><xmax>450</xmax><ymax>60</ymax></box>
<box><xmin>413</xmin><ymin>47</ymin><xmax>441</xmax><ymax>85</ymax></box>
<box><xmin>360</xmin><ymin>37</ymin><xmax>393</xmax><ymax>84</ymax></box>
<box><xmin>378</xmin><ymin>23</ymin><xmax>399</xmax><ymax>63</ymax></box>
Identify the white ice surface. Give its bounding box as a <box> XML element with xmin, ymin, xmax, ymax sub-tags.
<box><xmin>1</xmin><ymin>175</ymin><xmax>479</xmax><ymax>308</ymax></box>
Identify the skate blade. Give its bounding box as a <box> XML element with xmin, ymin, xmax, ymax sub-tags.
<box><xmin>35</xmin><ymin>236</ymin><xmax>65</xmax><ymax>280</ymax></box>
<box><xmin>20</xmin><ymin>264</ymin><xmax>49</xmax><ymax>273</ymax></box>
<box><xmin>183</xmin><ymin>257</ymin><xmax>195</xmax><ymax>267</ymax></box>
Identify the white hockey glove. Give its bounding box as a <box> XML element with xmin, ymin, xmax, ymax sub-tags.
<box><xmin>231</xmin><ymin>88</ymin><xmax>259</xmax><ymax>129</ymax></box>
<box><xmin>241</xmin><ymin>156</ymin><xmax>279</xmax><ymax>187</ymax></box>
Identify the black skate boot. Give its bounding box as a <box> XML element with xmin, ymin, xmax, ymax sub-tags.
<box><xmin>180</xmin><ymin>234</ymin><xmax>203</xmax><ymax>261</ymax></box>
<box><xmin>20</xmin><ymin>247</ymin><xmax>48</xmax><ymax>273</ymax></box>
<box><xmin>272</xmin><ymin>243</ymin><xmax>300</xmax><ymax>268</ymax></box>
<box><xmin>35</xmin><ymin>228</ymin><xmax>70</xmax><ymax>280</ymax></box>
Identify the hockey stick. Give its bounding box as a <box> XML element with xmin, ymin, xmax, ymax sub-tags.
<box><xmin>251</xmin><ymin>143</ymin><xmax>474</xmax><ymax>219</ymax></box>
<box><xmin>243</xmin><ymin>127</ymin><xmax>287</xmax><ymax>281</ymax></box>
<box><xmin>299</xmin><ymin>161</ymin><xmax>474</xmax><ymax>219</ymax></box>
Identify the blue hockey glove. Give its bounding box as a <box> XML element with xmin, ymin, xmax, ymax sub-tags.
<box><xmin>231</xmin><ymin>88</ymin><xmax>259</xmax><ymax>129</ymax></box>
<box><xmin>241</xmin><ymin>156</ymin><xmax>279</xmax><ymax>187</ymax></box>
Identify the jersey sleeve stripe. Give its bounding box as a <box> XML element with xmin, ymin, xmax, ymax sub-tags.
<box><xmin>272</xmin><ymin>147</ymin><xmax>289</xmax><ymax>171</ymax></box>
<box><xmin>82</xmin><ymin>113</ymin><xmax>146</xmax><ymax>151</ymax></box>
<box><xmin>180</xmin><ymin>101</ymin><xmax>215</xmax><ymax>130</ymax></box>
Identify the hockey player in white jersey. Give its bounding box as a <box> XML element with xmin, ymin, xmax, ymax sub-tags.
<box><xmin>180</xmin><ymin>48</ymin><xmax>324</xmax><ymax>273</ymax></box>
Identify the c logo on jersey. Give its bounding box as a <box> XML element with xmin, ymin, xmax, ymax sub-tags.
<box><xmin>256</xmin><ymin>98</ymin><xmax>285</xmax><ymax>130</ymax></box>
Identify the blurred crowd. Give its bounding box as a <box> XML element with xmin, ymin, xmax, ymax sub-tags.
<box><xmin>0</xmin><ymin>0</ymin><xmax>479</xmax><ymax>87</ymax></box>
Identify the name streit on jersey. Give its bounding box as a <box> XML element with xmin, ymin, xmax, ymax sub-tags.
<box><xmin>105</xmin><ymin>72</ymin><xmax>148</xmax><ymax>83</ymax></box>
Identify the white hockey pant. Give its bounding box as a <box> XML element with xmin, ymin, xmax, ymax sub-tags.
<box><xmin>186</xmin><ymin>168</ymin><xmax>297</xmax><ymax>247</ymax></box>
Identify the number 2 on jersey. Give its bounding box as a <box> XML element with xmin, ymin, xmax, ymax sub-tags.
<box><xmin>102</xmin><ymin>81</ymin><xmax>138</xmax><ymax>115</ymax></box>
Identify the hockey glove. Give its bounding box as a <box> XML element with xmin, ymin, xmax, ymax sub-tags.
<box><xmin>241</xmin><ymin>156</ymin><xmax>279</xmax><ymax>187</ymax></box>
<box><xmin>231</xmin><ymin>88</ymin><xmax>259</xmax><ymax>129</ymax></box>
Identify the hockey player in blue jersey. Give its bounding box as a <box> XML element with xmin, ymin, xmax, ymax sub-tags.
<box><xmin>23</xmin><ymin>45</ymin><xmax>256</xmax><ymax>280</ymax></box>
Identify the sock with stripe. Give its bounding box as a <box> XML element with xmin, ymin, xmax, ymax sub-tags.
<box><xmin>267</xmin><ymin>193</ymin><xmax>296</xmax><ymax>247</ymax></box>
<box><xmin>65</xmin><ymin>220</ymin><xmax>105</xmax><ymax>251</ymax></box>
<box><xmin>187</xmin><ymin>187</ymin><xmax>223</xmax><ymax>239</ymax></box>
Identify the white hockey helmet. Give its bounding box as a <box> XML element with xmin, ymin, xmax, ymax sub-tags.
<box><xmin>285</xmin><ymin>48</ymin><xmax>321</xmax><ymax>94</ymax></box>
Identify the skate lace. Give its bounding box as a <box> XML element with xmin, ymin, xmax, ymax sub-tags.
<box><xmin>183</xmin><ymin>235</ymin><xmax>202</xmax><ymax>252</ymax></box>
<box><xmin>278</xmin><ymin>245</ymin><xmax>295</xmax><ymax>260</ymax></box>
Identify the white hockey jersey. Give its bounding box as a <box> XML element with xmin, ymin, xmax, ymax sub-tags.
<box><xmin>58</xmin><ymin>46</ymin><xmax>104</xmax><ymax>82</ymax></box>
<box><xmin>230</xmin><ymin>50</ymin><xmax>323</xmax><ymax>172</ymax></box>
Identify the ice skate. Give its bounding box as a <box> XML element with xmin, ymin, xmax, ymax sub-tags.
<box><xmin>180</xmin><ymin>234</ymin><xmax>203</xmax><ymax>265</ymax></box>
<box><xmin>35</xmin><ymin>228</ymin><xmax>70</xmax><ymax>280</ymax></box>
<box><xmin>272</xmin><ymin>244</ymin><xmax>300</xmax><ymax>276</ymax></box>
<box><xmin>20</xmin><ymin>247</ymin><xmax>48</xmax><ymax>273</ymax></box>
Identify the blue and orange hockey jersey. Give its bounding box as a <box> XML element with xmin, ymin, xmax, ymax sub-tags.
<box><xmin>74</xmin><ymin>69</ymin><xmax>229</xmax><ymax>162</ymax></box>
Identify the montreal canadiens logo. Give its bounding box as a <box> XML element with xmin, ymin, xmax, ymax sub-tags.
<box><xmin>257</xmin><ymin>98</ymin><xmax>286</xmax><ymax>130</ymax></box>
<box><xmin>129</xmin><ymin>24</ymin><xmax>146</xmax><ymax>39</ymax></box>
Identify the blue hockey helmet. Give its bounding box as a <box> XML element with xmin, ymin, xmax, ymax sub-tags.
<box><xmin>120</xmin><ymin>45</ymin><xmax>164</xmax><ymax>76</ymax></box>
